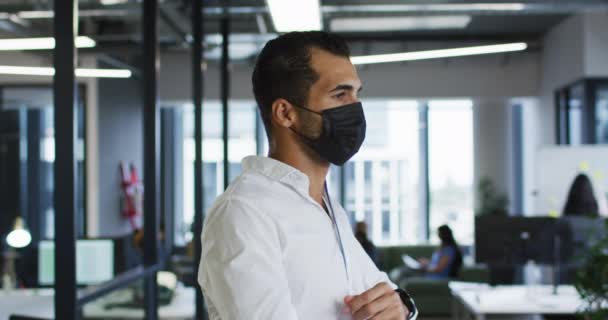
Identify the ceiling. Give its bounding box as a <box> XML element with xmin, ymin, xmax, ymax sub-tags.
<box><xmin>0</xmin><ymin>0</ymin><xmax>607</xmax><ymax>62</ymax></box>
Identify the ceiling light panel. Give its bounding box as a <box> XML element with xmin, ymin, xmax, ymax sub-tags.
<box><xmin>331</xmin><ymin>15</ymin><xmax>472</xmax><ymax>32</ymax></box>
<box><xmin>266</xmin><ymin>0</ymin><xmax>322</xmax><ymax>32</ymax></box>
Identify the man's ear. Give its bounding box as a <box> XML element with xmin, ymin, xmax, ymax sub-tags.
<box><xmin>271</xmin><ymin>98</ymin><xmax>297</xmax><ymax>129</ymax></box>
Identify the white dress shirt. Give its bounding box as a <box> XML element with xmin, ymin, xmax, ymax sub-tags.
<box><xmin>198</xmin><ymin>156</ymin><xmax>397</xmax><ymax>320</ymax></box>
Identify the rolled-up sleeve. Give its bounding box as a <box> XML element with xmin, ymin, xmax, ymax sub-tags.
<box><xmin>198</xmin><ymin>196</ymin><xmax>299</xmax><ymax>320</ymax></box>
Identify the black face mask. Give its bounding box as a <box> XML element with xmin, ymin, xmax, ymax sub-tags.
<box><xmin>290</xmin><ymin>101</ymin><xmax>366</xmax><ymax>166</ymax></box>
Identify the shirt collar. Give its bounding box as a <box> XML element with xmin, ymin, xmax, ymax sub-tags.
<box><xmin>241</xmin><ymin>156</ymin><xmax>310</xmax><ymax>197</ymax></box>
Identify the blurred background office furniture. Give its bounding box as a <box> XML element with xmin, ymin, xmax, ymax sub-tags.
<box><xmin>0</xmin><ymin>288</ymin><xmax>55</xmax><ymax>320</ymax></box>
<box><xmin>379</xmin><ymin>245</ymin><xmax>489</xmax><ymax>318</ymax></box>
<box><xmin>82</xmin><ymin>283</ymin><xmax>194</xmax><ymax>320</ymax></box>
<box><xmin>1</xmin><ymin>275</ymin><xmax>193</xmax><ymax>320</ymax></box>
<box><xmin>449</xmin><ymin>281</ymin><xmax>583</xmax><ymax>320</ymax></box>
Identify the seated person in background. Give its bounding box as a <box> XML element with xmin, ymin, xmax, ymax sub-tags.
<box><xmin>419</xmin><ymin>225</ymin><xmax>463</xmax><ymax>280</ymax></box>
<box><xmin>354</xmin><ymin>221</ymin><xmax>379</xmax><ymax>267</ymax></box>
<box><xmin>557</xmin><ymin>173</ymin><xmax>605</xmax><ymax>283</ymax></box>
<box><xmin>562</xmin><ymin>173</ymin><xmax>599</xmax><ymax>217</ymax></box>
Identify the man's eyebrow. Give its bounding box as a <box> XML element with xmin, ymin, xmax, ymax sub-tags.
<box><xmin>329</xmin><ymin>84</ymin><xmax>363</xmax><ymax>93</ymax></box>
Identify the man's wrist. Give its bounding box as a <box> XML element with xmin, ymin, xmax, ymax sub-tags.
<box><xmin>395</xmin><ymin>289</ymin><xmax>418</xmax><ymax>320</ymax></box>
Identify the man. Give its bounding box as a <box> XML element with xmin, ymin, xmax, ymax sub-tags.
<box><xmin>199</xmin><ymin>31</ymin><xmax>417</xmax><ymax>320</ymax></box>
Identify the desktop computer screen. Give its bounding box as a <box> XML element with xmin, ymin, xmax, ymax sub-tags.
<box><xmin>475</xmin><ymin>216</ymin><xmax>557</xmax><ymax>266</ymax></box>
<box><xmin>38</xmin><ymin>239</ymin><xmax>114</xmax><ymax>286</ymax></box>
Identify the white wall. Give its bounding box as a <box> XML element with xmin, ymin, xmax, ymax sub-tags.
<box><xmin>583</xmin><ymin>13</ymin><xmax>608</xmax><ymax>77</ymax></box>
<box><xmin>472</xmin><ymin>98</ymin><xmax>513</xmax><ymax>209</ymax></box>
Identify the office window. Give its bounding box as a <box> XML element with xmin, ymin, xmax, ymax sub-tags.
<box><xmin>568</xmin><ymin>84</ymin><xmax>584</xmax><ymax>145</ymax></box>
<box><xmin>596</xmin><ymin>85</ymin><xmax>608</xmax><ymax>144</ymax></box>
<box><xmin>428</xmin><ymin>100</ymin><xmax>474</xmax><ymax>245</ymax></box>
<box><xmin>179</xmin><ymin>101</ymin><xmax>257</xmax><ymax>244</ymax></box>
<box><xmin>344</xmin><ymin>100</ymin><xmax>421</xmax><ymax>245</ymax></box>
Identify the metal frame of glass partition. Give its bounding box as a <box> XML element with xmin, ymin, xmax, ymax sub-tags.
<box><xmin>9</xmin><ymin>0</ymin><xmax>211</xmax><ymax>318</ymax></box>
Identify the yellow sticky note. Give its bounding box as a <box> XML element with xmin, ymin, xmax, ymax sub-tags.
<box><xmin>579</xmin><ymin>161</ymin><xmax>590</xmax><ymax>172</ymax></box>
<box><xmin>548</xmin><ymin>210</ymin><xmax>559</xmax><ymax>218</ymax></box>
<box><xmin>593</xmin><ymin>170</ymin><xmax>604</xmax><ymax>181</ymax></box>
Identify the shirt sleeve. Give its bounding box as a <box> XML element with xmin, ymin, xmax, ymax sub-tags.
<box><xmin>198</xmin><ymin>196</ymin><xmax>299</xmax><ymax>320</ymax></box>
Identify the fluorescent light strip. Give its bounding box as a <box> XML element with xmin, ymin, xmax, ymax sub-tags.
<box><xmin>0</xmin><ymin>36</ymin><xmax>96</xmax><ymax>50</ymax></box>
<box><xmin>0</xmin><ymin>66</ymin><xmax>132</xmax><ymax>78</ymax></box>
<box><xmin>15</xmin><ymin>11</ymin><xmax>54</xmax><ymax>19</ymax></box>
<box><xmin>76</xmin><ymin>68</ymin><xmax>132</xmax><ymax>78</ymax></box>
<box><xmin>100</xmin><ymin>0</ymin><xmax>129</xmax><ymax>5</ymax></box>
<box><xmin>266</xmin><ymin>0</ymin><xmax>322</xmax><ymax>32</ymax></box>
<box><xmin>15</xmin><ymin>10</ymin><xmax>131</xmax><ymax>19</ymax></box>
<box><xmin>409</xmin><ymin>3</ymin><xmax>526</xmax><ymax>11</ymax></box>
<box><xmin>323</xmin><ymin>3</ymin><xmax>526</xmax><ymax>13</ymax></box>
<box><xmin>331</xmin><ymin>16</ymin><xmax>472</xmax><ymax>32</ymax></box>
<box><xmin>351</xmin><ymin>43</ymin><xmax>528</xmax><ymax>65</ymax></box>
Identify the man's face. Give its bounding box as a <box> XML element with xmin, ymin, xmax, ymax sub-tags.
<box><xmin>295</xmin><ymin>47</ymin><xmax>362</xmax><ymax>138</ymax></box>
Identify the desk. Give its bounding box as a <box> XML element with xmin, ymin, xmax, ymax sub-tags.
<box><xmin>0</xmin><ymin>289</ymin><xmax>55</xmax><ymax>320</ymax></box>
<box><xmin>83</xmin><ymin>285</ymin><xmax>195</xmax><ymax>319</ymax></box>
<box><xmin>449</xmin><ymin>282</ymin><xmax>584</xmax><ymax>320</ymax></box>
<box><xmin>0</xmin><ymin>286</ymin><xmax>194</xmax><ymax>320</ymax></box>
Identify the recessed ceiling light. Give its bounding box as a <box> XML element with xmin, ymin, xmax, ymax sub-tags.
<box><xmin>323</xmin><ymin>3</ymin><xmax>526</xmax><ymax>13</ymax></box>
<box><xmin>331</xmin><ymin>16</ymin><xmax>472</xmax><ymax>32</ymax></box>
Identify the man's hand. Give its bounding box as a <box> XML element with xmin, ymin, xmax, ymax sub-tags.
<box><xmin>343</xmin><ymin>282</ymin><xmax>409</xmax><ymax>320</ymax></box>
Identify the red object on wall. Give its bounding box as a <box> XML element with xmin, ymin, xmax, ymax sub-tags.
<box><xmin>120</xmin><ymin>161</ymin><xmax>143</xmax><ymax>230</ymax></box>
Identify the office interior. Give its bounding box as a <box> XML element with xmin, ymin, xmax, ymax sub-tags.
<box><xmin>0</xmin><ymin>0</ymin><xmax>607</xmax><ymax>319</ymax></box>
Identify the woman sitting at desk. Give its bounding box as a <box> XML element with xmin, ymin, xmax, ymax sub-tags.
<box><xmin>419</xmin><ymin>225</ymin><xmax>463</xmax><ymax>280</ymax></box>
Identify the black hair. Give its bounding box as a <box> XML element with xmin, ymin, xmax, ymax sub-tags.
<box><xmin>437</xmin><ymin>224</ymin><xmax>463</xmax><ymax>277</ymax></box>
<box><xmin>252</xmin><ymin>31</ymin><xmax>351</xmax><ymax>140</ymax></box>
<box><xmin>563</xmin><ymin>173</ymin><xmax>599</xmax><ymax>217</ymax></box>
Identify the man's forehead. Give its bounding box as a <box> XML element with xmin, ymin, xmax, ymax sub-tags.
<box><xmin>309</xmin><ymin>48</ymin><xmax>361</xmax><ymax>90</ymax></box>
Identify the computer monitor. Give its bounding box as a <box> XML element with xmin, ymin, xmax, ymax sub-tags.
<box><xmin>475</xmin><ymin>216</ymin><xmax>557</xmax><ymax>266</ymax></box>
<box><xmin>38</xmin><ymin>239</ymin><xmax>114</xmax><ymax>286</ymax></box>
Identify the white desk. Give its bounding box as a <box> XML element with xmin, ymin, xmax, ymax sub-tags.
<box><xmin>83</xmin><ymin>285</ymin><xmax>195</xmax><ymax>319</ymax></box>
<box><xmin>449</xmin><ymin>281</ymin><xmax>584</xmax><ymax>320</ymax></box>
<box><xmin>0</xmin><ymin>286</ymin><xmax>194</xmax><ymax>320</ymax></box>
<box><xmin>0</xmin><ymin>288</ymin><xmax>55</xmax><ymax>320</ymax></box>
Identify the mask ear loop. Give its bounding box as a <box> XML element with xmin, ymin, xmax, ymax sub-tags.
<box><xmin>289</xmin><ymin>102</ymin><xmax>323</xmax><ymax>116</ymax></box>
<box><xmin>288</xmin><ymin>102</ymin><xmax>324</xmax><ymax>142</ymax></box>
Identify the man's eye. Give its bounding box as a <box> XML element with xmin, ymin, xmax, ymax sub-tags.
<box><xmin>334</xmin><ymin>92</ymin><xmax>346</xmax><ymax>99</ymax></box>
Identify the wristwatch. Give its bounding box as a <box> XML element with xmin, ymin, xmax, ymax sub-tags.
<box><xmin>396</xmin><ymin>289</ymin><xmax>418</xmax><ymax>320</ymax></box>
